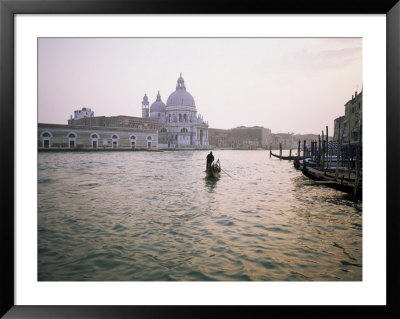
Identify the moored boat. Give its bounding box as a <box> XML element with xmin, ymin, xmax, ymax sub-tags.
<box><xmin>301</xmin><ymin>166</ymin><xmax>362</xmax><ymax>199</ymax></box>
<box><xmin>270</xmin><ymin>152</ymin><xmax>295</xmax><ymax>161</ymax></box>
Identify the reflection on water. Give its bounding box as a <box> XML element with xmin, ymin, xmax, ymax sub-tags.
<box><xmin>205</xmin><ymin>176</ymin><xmax>218</xmax><ymax>193</ymax></box>
<box><xmin>38</xmin><ymin>150</ymin><xmax>362</xmax><ymax>281</ymax></box>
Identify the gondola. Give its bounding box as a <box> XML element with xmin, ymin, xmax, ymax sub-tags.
<box><xmin>270</xmin><ymin>152</ymin><xmax>295</xmax><ymax>161</ymax></box>
<box><xmin>302</xmin><ymin>166</ymin><xmax>362</xmax><ymax>199</ymax></box>
<box><xmin>206</xmin><ymin>160</ymin><xmax>221</xmax><ymax>178</ymax></box>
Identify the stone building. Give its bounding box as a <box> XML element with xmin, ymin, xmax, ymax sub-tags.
<box><xmin>71</xmin><ymin>107</ymin><xmax>94</xmax><ymax>120</ymax></box>
<box><xmin>333</xmin><ymin>116</ymin><xmax>346</xmax><ymax>141</ymax></box>
<box><xmin>38</xmin><ymin>122</ymin><xmax>159</xmax><ymax>150</ymax></box>
<box><xmin>142</xmin><ymin>73</ymin><xmax>209</xmax><ymax>149</ymax></box>
<box><xmin>208</xmin><ymin>128</ymin><xmax>233</xmax><ymax>148</ymax></box>
<box><xmin>270</xmin><ymin>133</ymin><xmax>296</xmax><ymax>150</ymax></box>
<box><xmin>230</xmin><ymin>126</ymin><xmax>271</xmax><ymax>149</ymax></box>
<box><xmin>208</xmin><ymin>126</ymin><xmax>272</xmax><ymax>149</ymax></box>
<box><xmin>68</xmin><ymin>114</ymin><xmax>161</xmax><ymax>131</ymax></box>
<box><xmin>334</xmin><ymin>90</ymin><xmax>362</xmax><ymax>144</ymax></box>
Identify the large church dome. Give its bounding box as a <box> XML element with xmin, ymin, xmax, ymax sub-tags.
<box><xmin>150</xmin><ymin>91</ymin><xmax>166</xmax><ymax>113</ymax></box>
<box><xmin>166</xmin><ymin>73</ymin><xmax>196</xmax><ymax>107</ymax></box>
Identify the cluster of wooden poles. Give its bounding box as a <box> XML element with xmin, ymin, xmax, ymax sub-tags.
<box><xmin>297</xmin><ymin>125</ymin><xmax>362</xmax><ymax>199</ymax></box>
<box><xmin>270</xmin><ymin>124</ymin><xmax>362</xmax><ymax>199</ymax></box>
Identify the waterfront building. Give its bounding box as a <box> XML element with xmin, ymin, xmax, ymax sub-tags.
<box><xmin>68</xmin><ymin>114</ymin><xmax>160</xmax><ymax>131</ymax></box>
<box><xmin>270</xmin><ymin>132</ymin><xmax>296</xmax><ymax>150</ymax></box>
<box><xmin>230</xmin><ymin>126</ymin><xmax>271</xmax><ymax>149</ymax></box>
<box><xmin>334</xmin><ymin>90</ymin><xmax>362</xmax><ymax>144</ymax></box>
<box><xmin>38</xmin><ymin>123</ymin><xmax>158</xmax><ymax>150</ymax></box>
<box><xmin>208</xmin><ymin>126</ymin><xmax>272</xmax><ymax>149</ymax></box>
<box><xmin>335</xmin><ymin>91</ymin><xmax>362</xmax><ymax>144</ymax></box>
<box><xmin>143</xmin><ymin>73</ymin><xmax>209</xmax><ymax>149</ymax></box>
<box><xmin>333</xmin><ymin>116</ymin><xmax>346</xmax><ymax>141</ymax></box>
<box><xmin>208</xmin><ymin>128</ymin><xmax>233</xmax><ymax>148</ymax></box>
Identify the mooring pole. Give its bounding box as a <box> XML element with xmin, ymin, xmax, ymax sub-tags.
<box><xmin>354</xmin><ymin>121</ymin><xmax>362</xmax><ymax>199</ymax></box>
<box><xmin>326</xmin><ymin>126</ymin><xmax>329</xmax><ymax>171</ymax></box>
<box><xmin>298</xmin><ymin>140</ymin><xmax>301</xmax><ymax>158</ymax></box>
<box><xmin>348</xmin><ymin>102</ymin><xmax>352</xmax><ymax>181</ymax></box>
<box><xmin>303</xmin><ymin>140</ymin><xmax>306</xmax><ymax>171</ymax></box>
<box><xmin>321</xmin><ymin>130</ymin><xmax>325</xmax><ymax>170</ymax></box>
<box><xmin>348</xmin><ymin>145</ymin><xmax>352</xmax><ymax>181</ymax></box>
<box><xmin>335</xmin><ymin>123</ymin><xmax>341</xmax><ymax>181</ymax></box>
<box><xmin>312</xmin><ymin>140</ymin><xmax>315</xmax><ymax>161</ymax></box>
<box><xmin>318</xmin><ymin>135</ymin><xmax>321</xmax><ymax>168</ymax></box>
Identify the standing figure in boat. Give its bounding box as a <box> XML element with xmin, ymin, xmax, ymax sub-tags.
<box><xmin>206</xmin><ymin>151</ymin><xmax>214</xmax><ymax>170</ymax></box>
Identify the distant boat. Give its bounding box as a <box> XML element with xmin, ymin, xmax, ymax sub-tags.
<box><xmin>270</xmin><ymin>152</ymin><xmax>295</xmax><ymax>161</ymax></box>
<box><xmin>206</xmin><ymin>160</ymin><xmax>221</xmax><ymax>178</ymax></box>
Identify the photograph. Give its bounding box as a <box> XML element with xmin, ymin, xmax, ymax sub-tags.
<box><xmin>37</xmin><ymin>37</ymin><xmax>363</xmax><ymax>282</ymax></box>
<box><xmin>1</xmin><ymin>0</ymin><xmax>398</xmax><ymax>316</ymax></box>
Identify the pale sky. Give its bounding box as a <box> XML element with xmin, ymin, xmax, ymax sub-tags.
<box><xmin>38</xmin><ymin>37</ymin><xmax>362</xmax><ymax>134</ymax></box>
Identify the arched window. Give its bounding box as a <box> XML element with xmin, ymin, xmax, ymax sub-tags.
<box><xmin>179</xmin><ymin>114</ymin><xmax>182</xmax><ymax>122</ymax></box>
<box><xmin>180</xmin><ymin>128</ymin><xmax>188</xmax><ymax>133</ymax></box>
<box><xmin>183</xmin><ymin>114</ymin><xmax>187</xmax><ymax>122</ymax></box>
<box><xmin>130</xmin><ymin>135</ymin><xmax>136</xmax><ymax>149</ymax></box>
<box><xmin>161</xmin><ymin>128</ymin><xmax>167</xmax><ymax>133</ymax></box>
<box><xmin>147</xmin><ymin>136</ymin><xmax>152</xmax><ymax>140</ymax></box>
<box><xmin>111</xmin><ymin>134</ymin><xmax>119</xmax><ymax>149</ymax></box>
<box><xmin>68</xmin><ymin>132</ymin><xmax>77</xmax><ymax>148</ymax></box>
<box><xmin>41</xmin><ymin>131</ymin><xmax>52</xmax><ymax>148</ymax></box>
<box><xmin>90</xmin><ymin>133</ymin><xmax>99</xmax><ymax>149</ymax></box>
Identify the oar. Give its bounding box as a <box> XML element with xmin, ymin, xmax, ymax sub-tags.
<box><xmin>221</xmin><ymin>167</ymin><xmax>233</xmax><ymax>178</ymax></box>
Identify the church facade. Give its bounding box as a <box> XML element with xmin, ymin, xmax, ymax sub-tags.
<box><xmin>142</xmin><ymin>74</ymin><xmax>209</xmax><ymax>149</ymax></box>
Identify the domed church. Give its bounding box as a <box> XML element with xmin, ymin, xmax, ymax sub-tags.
<box><xmin>142</xmin><ymin>73</ymin><xmax>209</xmax><ymax>148</ymax></box>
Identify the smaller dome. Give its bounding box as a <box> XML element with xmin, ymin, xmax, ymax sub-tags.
<box><xmin>150</xmin><ymin>91</ymin><xmax>166</xmax><ymax>113</ymax></box>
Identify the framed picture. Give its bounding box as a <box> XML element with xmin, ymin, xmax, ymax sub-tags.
<box><xmin>1</xmin><ymin>0</ymin><xmax>399</xmax><ymax>318</ymax></box>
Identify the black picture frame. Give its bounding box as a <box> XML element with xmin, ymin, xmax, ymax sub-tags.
<box><xmin>1</xmin><ymin>0</ymin><xmax>399</xmax><ymax>318</ymax></box>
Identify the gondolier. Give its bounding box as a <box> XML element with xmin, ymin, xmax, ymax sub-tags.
<box><xmin>206</xmin><ymin>151</ymin><xmax>214</xmax><ymax>170</ymax></box>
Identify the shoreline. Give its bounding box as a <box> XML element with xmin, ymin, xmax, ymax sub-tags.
<box><xmin>37</xmin><ymin>147</ymin><xmax>270</xmax><ymax>152</ymax></box>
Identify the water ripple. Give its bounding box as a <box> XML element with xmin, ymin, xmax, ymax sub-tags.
<box><xmin>38</xmin><ymin>150</ymin><xmax>362</xmax><ymax>281</ymax></box>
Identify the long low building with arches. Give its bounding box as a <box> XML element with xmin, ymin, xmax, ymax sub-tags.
<box><xmin>38</xmin><ymin>123</ymin><xmax>159</xmax><ymax>150</ymax></box>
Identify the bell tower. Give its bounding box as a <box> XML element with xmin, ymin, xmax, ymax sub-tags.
<box><xmin>142</xmin><ymin>93</ymin><xmax>149</xmax><ymax>118</ymax></box>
